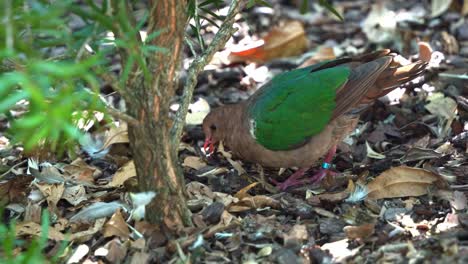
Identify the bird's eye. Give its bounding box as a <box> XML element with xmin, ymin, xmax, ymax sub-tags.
<box><xmin>210</xmin><ymin>124</ymin><xmax>217</xmax><ymax>130</ymax></box>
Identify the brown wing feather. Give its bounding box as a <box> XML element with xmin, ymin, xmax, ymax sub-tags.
<box><xmin>331</xmin><ymin>49</ymin><xmax>428</xmax><ymax>120</ymax></box>
<box><xmin>332</xmin><ymin>56</ymin><xmax>393</xmax><ymax>120</ymax></box>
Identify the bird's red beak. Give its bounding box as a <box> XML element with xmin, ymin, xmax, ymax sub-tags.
<box><xmin>203</xmin><ymin>136</ymin><xmax>215</xmax><ymax>155</ymax></box>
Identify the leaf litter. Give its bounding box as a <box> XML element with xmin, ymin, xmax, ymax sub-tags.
<box><xmin>1</xmin><ymin>0</ymin><xmax>468</xmax><ymax>263</ymax></box>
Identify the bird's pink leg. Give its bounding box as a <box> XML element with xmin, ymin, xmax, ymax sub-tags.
<box><xmin>308</xmin><ymin>145</ymin><xmax>337</xmax><ymax>183</ymax></box>
<box><xmin>271</xmin><ymin>146</ymin><xmax>337</xmax><ymax>190</ymax></box>
<box><xmin>270</xmin><ymin>168</ymin><xmax>309</xmax><ymax>191</ymax></box>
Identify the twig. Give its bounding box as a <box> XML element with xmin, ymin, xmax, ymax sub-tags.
<box><xmin>451</xmin><ymin>184</ymin><xmax>468</xmax><ymax>190</ymax></box>
<box><xmin>170</xmin><ymin>0</ymin><xmax>243</xmax><ymax>145</ymax></box>
<box><xmin>438</xmin><ymin>73</ymin><xmax>468</xmax><ymax>80</ymax></box>
<box><xmin>0</xmin><ymin>159</ymin><xmax>27</xmax><ymax>179</ymax></box>
<box><xmin>106</xmin><ymin>106</ymin><xmax>139</xmax><ymax>126</ymax></box>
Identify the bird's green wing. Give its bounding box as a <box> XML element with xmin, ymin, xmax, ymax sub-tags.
<box><xmin>247</xmin><ymin>64</ymin><xmax>350</xmax><ymax>150</ymax></box>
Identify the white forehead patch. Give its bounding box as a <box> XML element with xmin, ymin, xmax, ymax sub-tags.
<box><xmin>249</xmin><ymin>119</ymin><xmax>257</xmax><ymax>140</ymax></box>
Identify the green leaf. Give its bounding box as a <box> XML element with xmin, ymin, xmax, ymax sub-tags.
<box><xmin>0</xmin><ymin>91</ymin><xmax>29</xmax><ymax>113</ymax></box>
<box><xmin>248</xmin><ymin>0</ymin><xmax>272</xmax><ymax>8</ymax></box>
<box><xmin>199</xmin><ymin>14</ymin><xmax>219</xmax><ymax>28</ymax></box>
<box><xmin>300</xmin><ymin>0</ymin><xmax>309</xmax><ymax>14</ymax></box>
<box><xmin>199</xmin><ymin>0</ymin><xmax>223</xmax><ymax>8</ymax></box>
<box><xmin>318</xmin><ymin>0</ymin><xmax>343</xmax><ymax>21</ymax></box>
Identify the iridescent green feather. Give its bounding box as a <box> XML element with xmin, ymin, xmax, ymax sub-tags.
<box><xmin>248</xmin><ymin>64</ymin><xmax>350</xmax><ymax>150</ymax></box>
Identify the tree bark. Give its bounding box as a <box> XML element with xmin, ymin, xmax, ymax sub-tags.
<box><xmin>126</xmin><ymin>0</ymin><xmax>191</xmax><ymax>231</ymax></box>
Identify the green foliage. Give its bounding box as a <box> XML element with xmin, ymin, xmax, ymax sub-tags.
<box><xmin>187</xmin><ymin>0</ymin><xmax>225</xmax><ymax>51</ymax></box>
<box><xmin>0</xmin><ymin>210</ymin><xmax>67</xmax><ymax>264</ymax></box>
<box><xmin>317</xmin><ymin>0</ymin><xmax>343</xmax><ymax>21</ymax></box>
<box><xmin>0</xmin><ymin>0</ymin><xmax>164</xmax><ymax>153</ymax></box>
<box><xmin>247</xmin><ymin>0</ymin><xmax>272</xmax><ymax>8</ymax></box>
<box><xmin>0</xmin><ymin>0</ymin><xmax>108</xmax><ymax>153</ymax></box>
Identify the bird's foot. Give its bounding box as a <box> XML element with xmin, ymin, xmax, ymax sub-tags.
<box><xmin>272</xmin><ymin>146</ymin><xmax>338</xmax><ymax>191</ymax></box>
<box><xmin>271</xmin><ymin>168</ymin><xmax>308</xmax><ymax>191</ymax></box>
<box><xmin>271</xmin><ymin>167</ymin><xmax>337</xmax><ymax>191</ymax></box>
<box><xmin>308</xmin><ymin>167</ymin><xmax>337</xmax><ymax>183</ymax></box>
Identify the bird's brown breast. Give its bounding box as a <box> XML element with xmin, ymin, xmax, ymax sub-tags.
<box><xmin>223</xmin><ymin>110</ymin><xmax>358</xmax><ymax>168</ymax></box>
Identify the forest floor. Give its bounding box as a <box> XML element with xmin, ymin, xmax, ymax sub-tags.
<box><xmin>1</xmin><ymin>0</ymin><xmax>467</xmax><ymax>263</ymax></box>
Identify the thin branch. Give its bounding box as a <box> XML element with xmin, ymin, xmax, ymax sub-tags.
<box><xmin>0</xmin><ymin>159</ymin><xmax>27</xmax><ymax>180</ymax></box>
<box><xmin>106</xmin><ymin>106</ymin><xmax>139</xmax><ymax>126</ymax></box>
<box><xmin>170</xmin><ymin>0</ymin><xmax>242</xmax><ymax>145</ymax></box>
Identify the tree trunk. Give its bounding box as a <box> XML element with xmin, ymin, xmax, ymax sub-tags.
<box><xmin>126</xmin><ymin>0</ymin><xmax>191</xmax><ymax>232</ymax></box>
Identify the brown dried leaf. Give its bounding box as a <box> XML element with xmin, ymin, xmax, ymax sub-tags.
<box><xmin>102</xmin><ymin>123</ymin><xmax>129</xmax><ymax>149</ymax></box>
<box><xmin>367</xmin><ymin>166</ymin><xmax>446</xmax><ymax>199</ymax></box>
<box><xmin>299</xmin><ymin>46</ymin><xmax>336</xmax><ymax>68</ymax></box>
<box><xmin>229</xmin><ymin>21</ymin><xmax>308</xmax><ymax>63</ymax></box>
<box><xmin>425</xmin><ymin>93</ymin><xmax>457</xmax><ymax>121</ymax></box>
<box><xmin>229</xmin><ymin>195</ymin><xmax>280</xmax><ymax>212</ymax></box>
<box><xmin>0</xmin><ymin>175</ymin><xmax>32</xmax><ymax>205</ymax></box>
<box><xmin>284</xmin><ymin>224</ymin><xmax>308</xmax><ymax>247</ymax></box>
<box><xmin>62</xmin><ymin>185</ymin><xmax>88</xmax><ymax>206</ymax></box>
<box><xmin>418</xmin><ymin>42</ymin><xmax>433</xmax><ymax>63</ymax></box>
<box><xmin>105</xmin><ymin>239</ymin><xmax>128</xmax><ymax>263</ymax></box>
<box><xmin>463</xmin><ymin>0</ymin><xmax>468</xmax><ymax>15</ymax></box>
<box><xmin>309</xmin><ymin>180</ymin><xmax>354</xmax><ymax>203</ymax></box>
<box><xmin>36</xmin><ymin>183</ymin><xmax>65</xmax><ymax>209</ymax></box>
<box><xmin>70</xmin><ymin>218</ymin><xmax>106</xmax><ymax>241</ymax></box>
<box><xmin>109</xmin><ymin>160</ymin><xmax>136</xmax><ymax>187</ymax></box>
<box><xmin>103</xmin><ymin>209</ymin><xmax>130</xmax><ymax>239</ymax></box>
<box><xmin>344</xmin><ymin>223</ymin><xmax>375</xmax><ymax>240</ymax></box>
<box><xmin>234</xmin><ymin>182</ymin><xmax>258</xmax><ymax>199</ymax></box>
<box><xmin>63</xmin><ymin>158</ymin><xmax>101</xmax><ymax>184</ymax></box>
<box><xmin>182</xmin><ymin>156</ymin><xmax>207</xmax><ymax>170</ymax></box>
<box><xmin>400</xmin><ymin>147</ymin><xmax>442</xmax><ymax>163</ymax></box>
<box><xmin>16</xmin><ymin>222</ymin><xmax>65</xmax><ymax>241</ymax></box>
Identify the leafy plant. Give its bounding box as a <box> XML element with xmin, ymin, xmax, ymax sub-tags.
<box><xmin>0</xmin><ymin>0</ymin><xmax>107</xmax><ymax>153</ymax></box>
<box><xmin>0</xmin><ymin>210</ymin><xmax>67</xmax><ymax>263</ymax></box>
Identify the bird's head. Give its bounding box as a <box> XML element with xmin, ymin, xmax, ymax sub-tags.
<box><xmin>202</xmin><ymin>109</ymin><xmax>224</xmax><ymax>155</ymax></box>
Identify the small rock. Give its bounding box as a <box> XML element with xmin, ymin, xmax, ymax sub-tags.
<box><xmin>202</xmin><ymin>202</ymin><xmax>225</xmax><ymax>225</ymax></box>
<box><xmin>275</xmin><ymin>248</ymin><xmax>300</xmax><ymax>264</ymax></box>
<box><xmin>457</xmin><ymin>22</ymin><xmax>468</xmax><ymax>41</ymax></box>
<box><xmin>383</xmin><ymin>208</ymin><xmax>408</xmax><ymax>221</ymax></box>
<box><xmin>319</xmin><ymin>218</ymin><xmax>346</xmax><ymax>235</ymax></box>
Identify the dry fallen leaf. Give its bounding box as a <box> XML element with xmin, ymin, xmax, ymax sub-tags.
<box><xmin>62</xmin><ymin>185</ymin><xmax>88</xmax><ymax>206</ymax></box>
<box><xmin>309</xmin><ymin>179</ymin><xmax>354</xmax><ymax>204</ymax></box>
<box><xmin>229</xmin><ymin>21</ymin><xmax>308</xmax><ymax>63</ymax></box>
<box><xmin>103</xmin><ymin>209</ymin><xmax>130</xmax><ymax>239</ymax></box>
<box><xmin>102</xmin><ymin>122</ymin><xmax>129</xmax><ymax>150</ymax></box>
<box><xmin>0</xmin><ymin>175</ymin><xmax>32</xmax><ymax>205</ymax></box>
<box><xmin>299</xmin><ymin>46</ymin><xmax>336</xmax><ymax>68</ymax></box>
<box><xmin>362</xmin><ymin>3</ymin><xmax>396</xmax><ymax>43</ymax></box>
<box><xmin>463</xmin><ymin>0</ymin><xmax>468</xmax><ymax>15</ymax></box>
<box><xmin>284</xmin><ymin>224</ymin><xmax>308</xmax><ymax>247</ymax></box>
<box><xmin>366</xmin><ymin>141</ymin><xmax>385</xmax><ymax>159</ymax></box>
<box><xmin>68</xmin><ymin>244</ymin><xmax>90</xmax><ymax>264</ymax></box>
<box><xmin>109</xmin><ymin>160</ymin><xmax>136</xmax><ymax>187</ymax></box>
<box><xmin>16</xmin><ymin>221</ymin><xmax>65</xmax><ymax>241</ymax></box>
<box><xmin>431</xmin><ymin>0</ymin><xmax>453</xmax><ymax>17</ymax></box>
<box><xmin>182</xmin><ymin>156</ymin><xmax>207</xmax><ymax>170</ymax></box>
<box><xmin>36</xmin><ymin>183</ymin><xmax>65</xmax><ymax>210</ymax></box>
<box><xmin>229</xmin><ymin>182</ymin><xmax>279</xmax><ymax>212</ymax></box>
<box><xmin>105</xmin><ymin>239</ymin><xmax>128</xmax><ymax>263</ymax></box>
<box><xmin>63</xmin><ymin>158</ymin><xmax>101</xmax><ymax>184</ymax></box>
<box><xmin>234</xmin><ymin>182</ymin><xmax>258</xmax><ymax>200</ymax></box>
<box><xmin>367</xmin><ymin>166</ymin><xmax>446</xmax><ymax>199</ymax></box>
<box><xmin>218</xmin><ymin>142</ymin><xmax>246</xmax><ymax>175</ymax></box>
<box><xmin>425</xmin><ymin>93</ymin><xmax>458</xmax><ymax>121</ymax></box>
<box><xmin>344</xmin><ymin>223</ymin><xmax>375</xmax><ymax>240</ymax></box>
